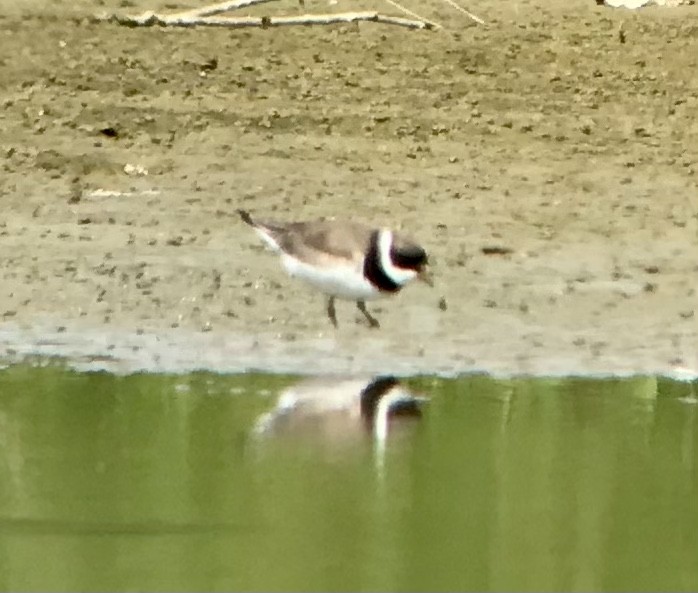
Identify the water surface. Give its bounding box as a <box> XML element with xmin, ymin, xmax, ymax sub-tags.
<box><xmin>0</xmin><ymin>365</ymin><xmax>696</xmax><ymax>591</ymax></box>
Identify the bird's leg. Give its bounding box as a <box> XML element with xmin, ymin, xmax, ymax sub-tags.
<box><xmin>327</xmin><ymin>296</ymin><xmax>338</xmax><ymax>328</ymax></box>
<box><xmin>356</xmin><ymin>300</ymin><xmax>380</xmax><ymax>329</ymax></box>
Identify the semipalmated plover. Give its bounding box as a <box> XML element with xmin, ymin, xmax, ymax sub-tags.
<box><xmin>238</xmin><ymin>210</ymin><xmax>432</xmax><ymax>328</ymax></box>
<box><xmin>252</xmin><ymin>375</ymin><xmax>427</xmax><ymax>442</ymax></box>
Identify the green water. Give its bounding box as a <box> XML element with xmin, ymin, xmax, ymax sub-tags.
<box><xmin>0</xmin><ymin>365</ymin><xmax>696</xmax><ymax>591</ymax></box>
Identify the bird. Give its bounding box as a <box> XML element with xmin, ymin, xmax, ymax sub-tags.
<box><xmin>252</xmin><ymin>375</ymin><xmax>427</xmax><ymax>443</ymax></box>
<box><xmin>237</xmin><ymin>209</ymin><xmax>432</xmax><ymax>328</ymax></box>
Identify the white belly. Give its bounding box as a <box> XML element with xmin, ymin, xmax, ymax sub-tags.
<box><xmin>280</xmin><ymin>254</ymin><xmax>381</xmax><ymax>300</ymax></box>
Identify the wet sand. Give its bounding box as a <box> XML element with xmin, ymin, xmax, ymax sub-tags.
<box><xmin>1</xmin><ymin>0</ymin><xmax>697</xmax><ymax>377</ymax></box>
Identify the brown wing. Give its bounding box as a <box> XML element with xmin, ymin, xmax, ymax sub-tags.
<box><xmin>240</xmin><ymin>210</ymin><xmax>377</xmax><ymax>265</ymax></box>
<box><xmin>267</xmin><ymin>220</ymin><xmax>373</xmax><ymax>265</ymax></box>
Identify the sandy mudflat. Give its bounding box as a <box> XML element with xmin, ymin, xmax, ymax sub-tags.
<box><xmin>0</xmin><ymin>0</ymin><xmax>697</xmax><ymax>377</ymax></box>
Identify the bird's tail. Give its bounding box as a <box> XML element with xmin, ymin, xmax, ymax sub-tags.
<box><xmin>238</xmin><ymin>209</ymin><xmax>284</xmax><ymax>252</ymax></box>
<box><xmin>237</xmin><ymin>209</ymin><xmax>256</xmax><ymax>227</ymax></box>
<box><xmin>238</xmin><ymin>209</ymin><xmax>287</xmax><ymax>235</ymax></box>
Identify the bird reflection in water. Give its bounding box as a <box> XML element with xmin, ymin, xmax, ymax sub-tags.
<box><xmin>252</xmin><ymin>375</ymin><xmax>428</xmax><ymax>446</ymax></box>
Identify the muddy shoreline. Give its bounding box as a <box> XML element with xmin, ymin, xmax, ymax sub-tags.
<box><xmin>1</xmin><ymin>318</ymin><xmax>696</xmax><ymax>380</ymax></box>
<box><xmin>1</xmin><ymin>0</ymin><xmax>697</xmax><ymax>378</ymax></box>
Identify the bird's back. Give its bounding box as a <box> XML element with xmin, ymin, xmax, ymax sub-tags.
<box><xmin>265</xmin><ymin>219</ymin><xmax>374</xmax><ymax>267</ymax></box>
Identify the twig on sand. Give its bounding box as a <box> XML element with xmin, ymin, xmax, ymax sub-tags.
<box><xmin>100</xmin><ymin>0</ymin><xmax>436</xmax><ymax>30</ymax></box>
<box><xmin>104</xmin><ymin>10</ymin><xmax>433</xmax><ymax>29</ymax></box>
<box><xmin>178</xmin><ymin>0</ymin><xmax>278</xmax><ymax>18</ymax></box>
<box><xmin>438</xmin><ymin>0</ymin><xmax>486</xmax><ymax>25</ymax></box>
<box><xmin>382</xmin><ymin>0</ymin><xmax>442</xmax><ymax>29</ymax></box>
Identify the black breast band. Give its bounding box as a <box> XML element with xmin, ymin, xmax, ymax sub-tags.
<box><xmin>363</xmin><ymin>231</ymin><xmax>401</xmax><ymax>293</ymax></box>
